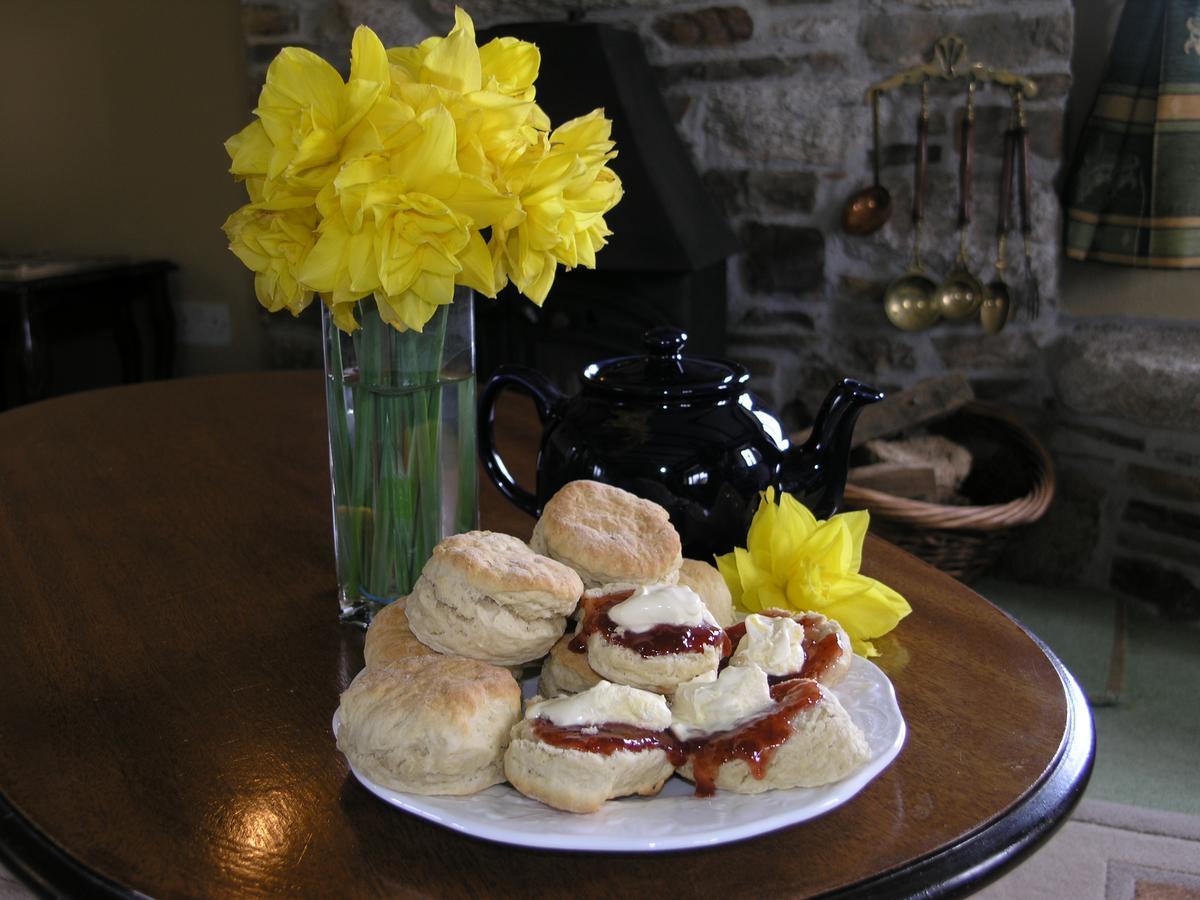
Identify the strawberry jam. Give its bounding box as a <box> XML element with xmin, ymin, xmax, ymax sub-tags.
<box><xmin>682</xmin><ymin>678</ymin><xmax>823</xmax><ymax>796</ymax></box>
<box><xmin>569</xmin><ymin>590</ymin><xmax>731</xmax><ymax>658</ymax></box>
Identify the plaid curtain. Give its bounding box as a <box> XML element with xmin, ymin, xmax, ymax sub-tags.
<box><xmin>1065</xmin><ymin>0</ymin><xmax>1200</xmax><ymax>268</ymax></box>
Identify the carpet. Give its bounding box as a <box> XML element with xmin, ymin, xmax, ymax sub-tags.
<box><xmin>980</xmin><ymin>800</ymin><xmax>1200</xmax><ymax>899</ymax></box>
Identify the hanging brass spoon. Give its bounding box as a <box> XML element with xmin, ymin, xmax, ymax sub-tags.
<box><xmin>937</xmin><ymin>78</ymin><xmax>985</xmax><ymax>321</ymax></box>
<box><xmin>982</xmin><ymin>98</ymin><xmax>1019</xmax><ymax>335</ymax></box>
<box><xmin>884</xmin><ymin>81</ymin><xmax>940</xmax><ymax>331</ymax></box>
<box><xmin>843</xmin><ymin>91</ymin><xmax>893</xmax><ymax>236</ymax></box>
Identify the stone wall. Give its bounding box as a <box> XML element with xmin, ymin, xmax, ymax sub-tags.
<box><xmin>237</xmin><ymin>0</ymin><xmax>1200</xmax><ymax>621</ymax></box>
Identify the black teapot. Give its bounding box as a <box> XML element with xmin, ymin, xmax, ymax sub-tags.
<box><xmin>478</xmin><ymin>327</ymin><xmax>883</xmax><ymax>560</ymax></box>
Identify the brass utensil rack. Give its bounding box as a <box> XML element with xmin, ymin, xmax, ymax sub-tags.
<box><xmin>865</xmin><ymin>34</ymin><xmax>1038</xmax><ymax>103</ymax></box>
<box><xmin>867</xmin><ymin>35</ymin><xmax>1040</xmax><ymax>334</ymax></box>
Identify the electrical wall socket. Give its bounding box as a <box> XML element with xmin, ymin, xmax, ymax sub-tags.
<box><xmin>177</xmin><ymin>301</ymin><xmax>232</xmax><ymax>347</ymax></box>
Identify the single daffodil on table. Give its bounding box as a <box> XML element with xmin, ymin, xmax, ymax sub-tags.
<box><xmin>715</xmin><ymin>488</ymin><xmax>911</xmax><ymax>657</ymax></box>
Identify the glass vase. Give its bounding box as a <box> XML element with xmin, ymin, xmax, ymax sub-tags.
<box><xmin>322</xmin><ymin>289</ymin><xmax>477</xmax><ymax>625</ymax></box>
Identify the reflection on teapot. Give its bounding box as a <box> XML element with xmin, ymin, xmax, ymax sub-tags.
<box><xmin>478</xmin><ymin>327</ymin><xmax>883</xmax><ymax>561</ymax></box>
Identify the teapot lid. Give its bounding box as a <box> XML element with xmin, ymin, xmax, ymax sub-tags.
<box><xmin>581</xmin><ymin>327</ymin><xmax>749</xmax><ymax>399</ymax></box>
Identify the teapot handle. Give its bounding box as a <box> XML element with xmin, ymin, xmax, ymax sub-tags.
<box><xmin>477</xmin><ymin>365</ymin><xmax>566</xmax><ymax>518</ymax></box>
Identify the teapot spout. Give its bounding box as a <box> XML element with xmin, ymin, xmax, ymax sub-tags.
<box><xmin>780</xmin><ymin>378</ymin><xmax>884</xmax><ymax>519</ymax></box>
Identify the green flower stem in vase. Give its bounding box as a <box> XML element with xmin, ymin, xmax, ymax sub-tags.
<box><xmin>322</xmin><ymin>289</ymin><xmax>477</xmax><ymax>625</ymax></box>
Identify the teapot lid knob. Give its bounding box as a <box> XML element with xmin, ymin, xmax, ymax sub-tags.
<box><xmin>643</xmin><ymin>326</ymin><xmax>688</xmax><ymax>358</ymax></box>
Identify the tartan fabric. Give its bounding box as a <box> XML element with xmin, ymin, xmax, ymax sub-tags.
<box><xmin>1065</xmin><ymin>0</ymin><xmax>1200</xmax><ymax>268</ymax></box>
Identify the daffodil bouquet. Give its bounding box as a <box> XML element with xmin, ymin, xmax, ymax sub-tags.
<box><xmin>222</xmin><ymin>9</ymin><xmax>622</xmax><ymax>617</ymax></box>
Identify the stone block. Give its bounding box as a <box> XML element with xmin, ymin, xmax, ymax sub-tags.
<box><xmin>933</xmin><ymin>331</ymin><xmax>1040</xmax><ymax>371</ymax></box>
<box><xmin>653</xmin><ymin>6</ymin><xmax>753</xmax><ymax>47</ymax></box>
<box><xmin>862</xmin><ymin>11</ymin><xmax>1073</xmax><ymax>69</ymax></box>
<box><xmin>1123</xmin><ymin>498</ymin><xmax>1200</xmax><ymax>544</ymax></box>
<box><xmin>1049</xmin><ymin>321</ymin><xmax>1200</xmax><ymax>432</ymax></box>
<box><xmin>705</xmin><ymin>81</ymin><xmax>857</xmax><ymax>164</ymax></box>
<box><xmin>837</xmin><ymin>275</ymin><xmax>889</xmax><ymax>303</ymax></box>
<box><xmin>766</xmin><ymin>11</ymin><xmax>851</xmax><ymax>46</ymax></box>
<box><xmin>733</xmin><ymin>303</ymin><xmax>817</xmax><ymax>333</ymax></box>
<box><xmin>844</xmin><ymin>337</ymin><xmax>918</xmax><ymax>373</ymax></box>
<box><xmin>657</xmin><ymin>53</ymin><xmax>848</xmax><ymax>86</ymax></box>
<box><xmin>740</xmin><ymin>223</ymin><xmax>825</xmax><ymax>293</ymax></box>
<box><xmin>702</xmin><ymin>169</ymin><xmax>818</xmax><ymax>215</ymax></box>
<box><xmin>1111</xmin><ymin>556</ymin><xmax>1200</xmax><ymax>622</ymax></box>
<box><xmin>1053</xmin><ymin>419</ymin><xmax>1145</xmax><ymax>453</ymax></box>
<box><xmin>1129</xmin><ymin>463</ymin><xmax>1200</xmax><ymax>504</ymax></box>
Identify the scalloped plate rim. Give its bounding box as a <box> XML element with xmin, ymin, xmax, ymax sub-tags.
<box><xmin>333</xmin><ymin>654</ymin><xmax>906</xmax><ymax>852</ymax></box>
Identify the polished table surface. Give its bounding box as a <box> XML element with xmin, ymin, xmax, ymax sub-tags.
<box><xmin>0</xmin><ymin>372</ymin><xmax>1092</xmax><ymax>899</ymax></box>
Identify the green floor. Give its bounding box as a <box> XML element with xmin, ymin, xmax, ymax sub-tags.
<box><xmin>977</xmin><ymin>576</ymin><xmax>1200</xmax><ymax>818</ymax></box>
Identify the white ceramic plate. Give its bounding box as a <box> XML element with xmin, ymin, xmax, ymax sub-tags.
<box><xmin>333</xmin><ymin>654</ymin><xmax>905</xmax><ymax>852</ymax></box>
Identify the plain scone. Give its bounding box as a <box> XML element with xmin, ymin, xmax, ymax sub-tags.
<box><xmin>676</xmin><ymin>558</ymin><xmax>734</xmax><ymax>627</ymax></box>
<box><xmin>675</xmin><ymin>682</ymin><xmax>870</xmax><ymax>793</ymax></box>
<box><xmin>537</xmin><ymin>633</ymin><xmax>603</xmax><ymax>697</ymax></box>
<box><xmin>529</xmin><ymin>480</ymin><xmax>682</xmax><ymax>590</ymax></box>
<box><xmin>336</xmin><ymin>655</ymin><xmax>520</xmax><ymax>795</ymax></box>
<box><xmin>504</xmin><ymin>718</ymin><xmax>676</xmax><ymax>813</ymax></box>
<box><xmin>406</xmin><ymin>531</ymin><xmax>583</xmax><ymax>667</ymax></box>
<box><xmin>362</xmin><ymin>597</ymin><xmax>438</xmax><ymax>669</ymax></box>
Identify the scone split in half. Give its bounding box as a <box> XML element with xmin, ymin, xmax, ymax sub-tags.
<box><xmin>725</xmin><ymin>609</ymin><xmax>853</xmax><ymax>688</ymax></box>
<box><xmin>671</xmin><ymin>665</ymin><xmax>869</xmax><ymax>795</ymax></box>
<box><xmin>504</xmin><ymin>681</ymin><xmax>680</xmax><ymax>814</ymax></box>
<box><xmin>571</xmin><ymin>584</ymin><xmax>728</xmax><ymax>694</ymax></box>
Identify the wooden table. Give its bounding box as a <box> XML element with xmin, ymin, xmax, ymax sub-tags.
<box><xmin>0</xmin><ymin>372</ymin><xmax>1092</xmax><ymax>899</ymax></box>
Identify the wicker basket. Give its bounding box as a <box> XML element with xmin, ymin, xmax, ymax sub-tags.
<box><xmin>843</xmin><ymin>402</ymin><xmax>1056</xmax><ymax>583</ymax></box>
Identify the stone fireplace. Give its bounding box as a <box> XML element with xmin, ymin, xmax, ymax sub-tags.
<box><xmin>239</xmin><ymin>0</ymin><xmax>1200</xmax><ymax>622</ymax></box>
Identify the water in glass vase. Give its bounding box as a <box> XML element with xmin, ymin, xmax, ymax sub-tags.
<box><xmin>323</xmin><ymin>293</ymin><xmax>477</xmax><ymax>625</ymax></box>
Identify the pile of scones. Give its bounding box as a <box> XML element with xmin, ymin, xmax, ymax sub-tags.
<box><xmin>336</xmin><ymin>479</ymin><xmax>871</xmax><ymax>814</ymax></box>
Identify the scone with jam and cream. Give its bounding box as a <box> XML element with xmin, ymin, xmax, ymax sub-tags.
<box><xmin>671</xmin><ymin>664</ymin><xmax>869</xmax><ymax>795</ymax></box>
<box><xmin>504</xmin><ymin>681</ymin><xmax>679</xmax><ymax>813</ymax></box>
<box><xmin>570</xmin><ymin>583</ymin><xmax>728</xmax><ymax>694</ymax></box>
<box><xmin>726</xmin><ymin>610</ymin><xmax>852</xmax><ymax>687</ymax></box>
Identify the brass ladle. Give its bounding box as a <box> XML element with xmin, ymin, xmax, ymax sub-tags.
<box><xmin>842</xmin><ymin>91</ymin><xmax>893</xmax><ymax>236</ymax></box>
<box><xmin>884</xmin><ymin>81</ymin><xmax>940</xmax><ymax>331</ymax></box>
<box><xmin>982</xmin><ymin>95</ymin><xmax>1019</xmax><ymax>335</ymax></box>
<box><xmin>937</xmin><ymin>77</ymin><xmax>985</xmax><ymax>321</ymax></box>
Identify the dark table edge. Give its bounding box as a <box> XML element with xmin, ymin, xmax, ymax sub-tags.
<box><xmin>0</xmin><ymin>632</ymin><xmax>1094</xmax><ymax>900</ymax></box>
<box><xmin>0</xmin><ymin>798</ymin><xmax>138</xmax><ymax>900</ymax></box>
<box><xmin>822</xmin><ymin>626</ymin><xmax>1096</xmax><ymax>899</ymax></box>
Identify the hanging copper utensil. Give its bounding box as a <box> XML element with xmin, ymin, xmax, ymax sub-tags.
<box><xmin>842</xmin><ymin>91</ymin><xmax>893</xmax><ymax>236</ymax></box>
<box><xmin>884</xmin><ymin>81</ymin><xmax>940</xmax><ymax>331</ymax></box>
<box><xmin>936</xmin><ymin>77</ymin><xmax>985</xmax><ymax>320</ymax></box>
<box><xmin>1015</xmin><ymin>91</ymin><xmax>1040</xmax><ymax>319</ymax></box>
<box><xmin>982</xmin><ymin>94</ymin><xmax>1018</xmax><ymax>335</ymax></box>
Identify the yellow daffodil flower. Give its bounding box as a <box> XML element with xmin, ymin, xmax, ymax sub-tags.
<box><xmin>229</xmin><ymin>26</ymin><xmax>391</xmax><ymax>192</ymax></box>
<box><xmin>715</xmin><ymin>488</ymin><xmax>912</xmax><ymax>657</ymax></box>
<box><xmin>300</xmin><ymin>106</ymin><xmax>515</xmax><ymax>331</ymax></box>
<box><xmin>222</xmin><ymin>203</ymin><xmax>318</xmax><ymax>316</ymax></box>
<box><xmin>223</xmin><ymin>8</ymin><xmax>621</xmax><ymax>333</ymax></box>
<box><xmin>488</xmin><ymin>110</ymin><xmax>622</xmax><ymax>303</ymax></box>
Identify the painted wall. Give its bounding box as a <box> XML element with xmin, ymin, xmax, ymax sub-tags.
<box><xmin>0</xmin><ymin>0</ymin><xmax>264</xmax><ymax>375</ymax></box>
